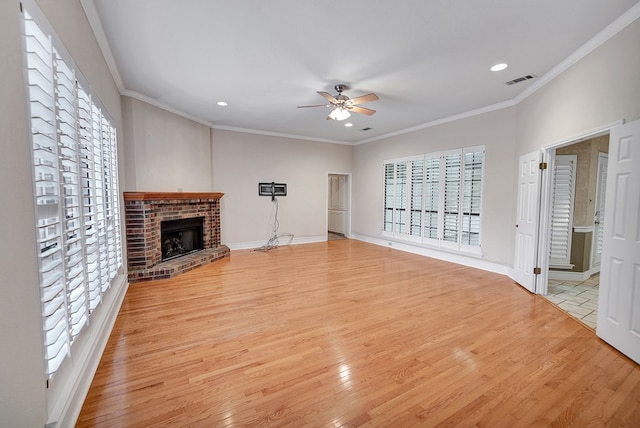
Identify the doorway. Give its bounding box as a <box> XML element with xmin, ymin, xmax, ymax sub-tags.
<box><xmin>543</xmin><ymin>134</ymin><xmax>609</xmax><ymax>328</ymax></box>
<box><xmin>327</xmin><ymin>173</ymin><xmax>350</xmax><ymax>240</ymax></box>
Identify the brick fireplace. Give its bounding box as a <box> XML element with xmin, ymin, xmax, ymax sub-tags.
<box><xmin>123</xmin><ymin>192</ymin><xmax>230</xmax><ymax>282</ymax></box>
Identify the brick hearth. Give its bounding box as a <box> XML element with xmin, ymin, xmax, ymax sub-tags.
<box><xmin>123</xmin><ymin>192</ymin><xmax>230</xmax><ymax>282</ymax></box>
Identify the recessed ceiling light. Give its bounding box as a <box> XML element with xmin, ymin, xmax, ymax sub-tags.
<box><xmin>491</xmin><ymin>63</ymin><xmax>508</xmax><ymax>72</ymax></box>
<box><xmin>216</xmin><ymin>101</ymin><xmax>228</xmax><ymax>106</ymax></box>
<box><xmin>344</xmin><ymin>123</ymin><xmax>353</xmax><ymax>127</ymax></box>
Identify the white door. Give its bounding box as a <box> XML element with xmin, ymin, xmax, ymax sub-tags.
<box><xmin>513</xmin><ymin>151</ymin><xmax>541</xmax><ymax>292</ymax></box>
<box><xmin>591</xmin><ymin>153</ymin><xmax>608</xmax><ymax>269</ymax></box>
<box><xmin>596</xmin><ymin>120</ymin><xmax>640</xmax><ymax>364</ymax></box>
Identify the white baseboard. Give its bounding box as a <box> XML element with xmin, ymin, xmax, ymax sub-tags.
<box><xmin>227</xmin><ymin>234</ymin><xmax>327</xmax><ymax>251</ymax></box>
<box><xmin>52</xmin><ymin>274</ymin><xmax>129</xmax><ymax>428</ymax></box>
<box><xmin>352</xmin><ymin>234</ymin><xmax>510</xmax><ymax>276</ymax></box>
<box><xmin>548</xmin><ymin>267</ymin><xmax>600</xmax><ymax>282</ymax></box>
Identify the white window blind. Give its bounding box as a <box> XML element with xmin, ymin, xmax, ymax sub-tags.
<box><xmin>462</xmin><ymin>150</ymin><xmax>483</xmax><ymax>246</ymax></box>
<box><xmin>443</xmin><ymin>151</ymin><xmax>462</xmax><ymax>244</ymax></box>
<box><xmin>22</xmin><ymin>8</ymin><xmax>123</xmax><ymax>378</ymax></box>
<box><xmin>409</xmin><ymin>160</ymin><xmax>424</xmax><ymax>237</ymax></box>
<box><xmin>383</xmin><ymin>146</ymin><xmax>484</xmax><ymax>253</ymax></box>
<box><xmin>423</xmin><ymin>155</ymin><xmax>439</xmax><ymax>240</ymax></box>
<box><xmin>383</xmin><ymin>163</ymin><xmax>394</xmax><ymax>233</ymax></box>
<box><xmin>549</xmin><ymin>155</ymin><xmax>577</xmax><ymax>267</ymax></box>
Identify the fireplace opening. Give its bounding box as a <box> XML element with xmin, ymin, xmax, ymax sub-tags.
<box><xmin>161</xmin><ymin>217</ymin><xmax>204</xmax><ymax>261</ymax></box>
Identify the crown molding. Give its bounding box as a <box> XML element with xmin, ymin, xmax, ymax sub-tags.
<box><xmin>81</xmin><ymin>1</ymin><xmax>640</xmax><ymax>146</ymax></box>
<box><xmin>514</xmin><ymin>2</ymin><xmax>640</xmax><ymax>104</ymax></box>
<box><xmin>80</xmin><ymin>0</ymin><xmax>125</xmax><ymax>93</ymax></box>
<box><xmin>354</xmin><ymin>100</ymin><xmax>517</xmax><ymax>145</ymax></box>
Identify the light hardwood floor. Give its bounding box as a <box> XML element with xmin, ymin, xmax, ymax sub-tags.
<box><xmin>77</xmin><ymin>240</ymin><xmax>640</xmax><ymax>427</ymax></box>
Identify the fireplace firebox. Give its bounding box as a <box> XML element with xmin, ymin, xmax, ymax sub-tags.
<box><xmin>123</xmin><ymin>192</ymin><xmax>229</xmax><ymax>282</ymax></box>
<box><xmin>161</xmin><ymin>217</ymin><xmax>204</xmax><ymax>261</ymax></box>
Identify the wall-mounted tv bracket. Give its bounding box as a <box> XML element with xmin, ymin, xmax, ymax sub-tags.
<box><xmin>258</xmin><ymin>182</ymin><xmax>287</xmax><ymax>201</ymax></box>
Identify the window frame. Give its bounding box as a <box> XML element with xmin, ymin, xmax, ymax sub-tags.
<box><xmin>21</xmin><ymin>6</ymin><xmax>123</xmax><ymax>380</ymax></box>
<box><xmin>382</xmin><ymin>145</ymin><xmax>485</xmax><ymax>255</ymax></box>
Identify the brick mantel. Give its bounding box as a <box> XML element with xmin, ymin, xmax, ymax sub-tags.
<box><xmin>123</xmin><ymin>192</ymin><xmax>230</xmax><ymax>282</ymax></box>
<box><xmin>123</xmin><ymin>192</ymin><xmax>225</xmax><ymax>201</ymax></box>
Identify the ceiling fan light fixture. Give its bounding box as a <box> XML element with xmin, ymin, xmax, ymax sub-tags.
<box><xmin>329</xmin><ymin>107</ymin><xmax>351</xmax><ymax>121</ymax></box>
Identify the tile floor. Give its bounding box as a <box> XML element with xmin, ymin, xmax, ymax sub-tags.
<box><xmin>544</xmin><ymin>274</ymin><xmax>599</xmax><ymax>329</ymax></box>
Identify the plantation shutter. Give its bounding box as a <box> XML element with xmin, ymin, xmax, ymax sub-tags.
<box><xmin>409</xmin><ymin>159</ymin><xmax>424</xmax><ymax>237</ymax></box>
<box><xmin>443</xmin><ymin>151</ymin><xmax>462</xmax><ymax>243</ymax></box>
<box><xmin>22</xmin><ymin>7</ymin><xmax>123</xmax><ymax>378</ymax></box>
<box><xmin>55</xmin><ymin>51</ymin><xmax>90</xmax><ymax>342</ymax></box>
<box><xmin>461</xmin><ymin>148</ymin><xmax>483</xmax><ymax>247</ymax></box>
<box><xmin>549</xmin><ymin>155</ymin><xmax>577</xmax><ymax>267</ymax></box>
<box><xmin>423</xmin><ymin>155</ymin><xmax>440</xmax><ymax>240</ymax></box>
<box><xmin>383</xmin><ymin>147</ymin><xmax>484</xmax><ymax>253</ymax></box>
<box><xmin>383</xmin><ymin>163</ymin><xmax>395</xmax><ymax>232</ymax></box>
<box><xmin>24</xmin><ymin>10</ymin><xmax>72</xmax><ymax>376</ymax></box>
<box><xmin>394</xmin><ymin>162</ymin><xmax>408</xmax><ymax>234</ymax></box>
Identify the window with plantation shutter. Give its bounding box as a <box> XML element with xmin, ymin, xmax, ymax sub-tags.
<box><xmin>549</xmin><ymin>155</ymin><xmax>577</xmax><ymax>268</ymax></box>
<box><xmin>462</xmin><ymin>149</ymin><xmax>483</xmax><ymax>246</ymax></box>
<box><xmin>382</xmin><ymin>146</ymin><xmax>484</xmax><ymax>254</ymax></box>
<box><xmin>22</xmin><ymin>7</ymin><xmax>123</xmax><ymax>379</ymax></box>
<box><xmin>383</xmin><ymin>163</ymin><xmax>394</xmax><ymax>233</ymax></box>
<box><xmin>423</xmin><ymin>155</ymin><xmax>439</xmax><ymax>240</ymax></box>
<box><xmin>395</xmin><ymin>162</ymin><xmax>408</xmax><ymax>234</ymax></box>
<box><xmin>409</xmin><ymin>160</ymin><xmax>424</xmax><ymax>237</ymax></box>
<box><xmin>443</xmin><ymin>151</ymin><xmax>462</xmax><ymax>244</ymax></box>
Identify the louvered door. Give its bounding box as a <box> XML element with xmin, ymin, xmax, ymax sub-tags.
<box><xmin>549</xmin><ymin>155</ymin><xmax>576</xmax><ymax>268</ymax></box>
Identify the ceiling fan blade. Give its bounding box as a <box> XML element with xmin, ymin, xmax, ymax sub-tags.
<box><xmin>349</xmin><ymin>105</ymin><xmax>376</xmax><ymax>116</ymax></box>
<box><xmin>348</xmin><ymin>93</ymin><xmax>379</xmax><ymax>105</ymax></box>
<box><xmin>297</xmin><ymin>104</ymin><xmax>330</xmax><ymax>108</ymax></box>
<box><xmin>317</xmin><ymin>91</ymin><xmax>338</xmax><ymax>103</ymax></box>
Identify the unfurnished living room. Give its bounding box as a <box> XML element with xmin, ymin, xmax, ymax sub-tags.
<box><xmin>2</xmin><ymin>0</ymin><xmax>640</xmax><ymax>427</ymax></box>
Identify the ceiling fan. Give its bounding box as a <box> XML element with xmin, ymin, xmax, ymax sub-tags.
<box><xmin>297</xmin><ymin>84</ymin><xmax>379</xmax><ymax>121</ymax></box>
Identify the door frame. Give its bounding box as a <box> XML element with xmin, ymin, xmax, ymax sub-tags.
<box><xmin>326</xmin><ymin>172</ymin><xmax>352</xmax><ymax>238</ymax></box>
<box><xmin>591</xmin><ymin>152</ymin><xmax>608</xmax><ymax>270</ymax></box>
<box><xmin>536</xmin><ymin>120</ymin><xmax>623</xmax><ymax>295</ymax></box>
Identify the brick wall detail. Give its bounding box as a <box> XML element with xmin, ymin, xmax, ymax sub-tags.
<box><xmin>123</xmin><ymin>193</ymin><xmax>229</xmax><ymax>282</ymax></box>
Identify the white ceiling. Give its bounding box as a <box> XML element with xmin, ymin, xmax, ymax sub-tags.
<box><xmin>88</xmin><ymin>0</ymin><xmax>640</xmax><ymax>144</ymax></box>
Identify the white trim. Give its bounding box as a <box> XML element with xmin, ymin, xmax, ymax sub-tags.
<box><xmin>353</xmin><ymin>234</ymin><xmax>508</xmax><ymax>276</ymax></box>
<box><xmin>548</xmin><ymin>267</ymin><xmax>600</xmax><ymax>282</ymax></box>
<box><xmin>211</xmin><ymin>124</ymin><xmax>351</xmax><ymax>146</ymax></box>
<box><xmin>122</xmin><ymin>90</ymin><xmax>214</xmax><ymax>127</ymax></box>
<box><xmin>78</xmin><ymin>0</ymin><xmax>639</xmax><ymax>147</ymax></box>
<box><xmin>123</xmin><ymin>90</ymin><xmax>353</xmax><ymax>146</ymax></box>
<box><xmin>227</xmin><ymin>235</ymin><xmax>326</xmax><ymax>251</ymax></box>
<box><xmin>52</xmin><ymin>275</ymin><xmax>129</xmax><ymax>428</ymax></box>
<box><xmin>543</xmin><ymin>120</ymin><xmax>624</xmax><ymax>149</ymax></box>
<box><xmin>79</xmin><ymin>0</ymin><xmax>125</xmax><ymax>93</ymax></box>
<box><xmin>326</xmin><ymin>172</ymin><xmax>352</xmax><ymax>238</ymax></box>
<box><xmin>356</xmin><ymin>100</ymin><xmax>516</xmax><ymax>145</ymax></box>
<box><xmin>573</xmin><ymin>226</ymin><xmax>594</xmax><ymax>233</ymax></box>
<box><xmin>548</xmin><ymin>263</ymin><xmax>575</xmax><ymax>270</ymax></box>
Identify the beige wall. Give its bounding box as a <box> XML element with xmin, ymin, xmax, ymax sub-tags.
<box><xmin>212</xmin><ymin>130</ymin><xmax>353</xmax><ymax>246</ymax></box>
<box><xmin>516</xmin><ymin>18</ymin><xmax>640</xmax><ymax>153</ymax></box>
<box><xmin>0</xmin><ymin>0</ymin><xmax>124</xmax><ymax>426</ymax></box>
<box><xmin>122</xmin><ymin>97</ymin><xmax>213</xmax><ymax>191</ymax></box>
<box><xmin>0</xmin><ymin>1</ymin><xmax>48</xmax><ymax>425</ymax></box>
<box><xmin>353</xmin><ymin>107</ymin><xmax>518</xmax><ymax>266</ymax></box>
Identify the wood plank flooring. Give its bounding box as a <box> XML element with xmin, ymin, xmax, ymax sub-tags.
<box><xmin>77</xmin><ymin>240</ymin><xmax>640</xmax><ymax>427</ymax></box>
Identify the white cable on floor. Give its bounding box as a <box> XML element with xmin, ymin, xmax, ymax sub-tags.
<box><xmin>254</xmin><ymin>197</ymin><xmax>294</xmax><ymax>252</ymax></box>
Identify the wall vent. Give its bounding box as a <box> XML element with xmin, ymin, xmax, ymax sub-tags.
<box><xmin>505</xmin><ymin>74</ymin><xmax>537</xmax><ymax>86</ymax></box>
